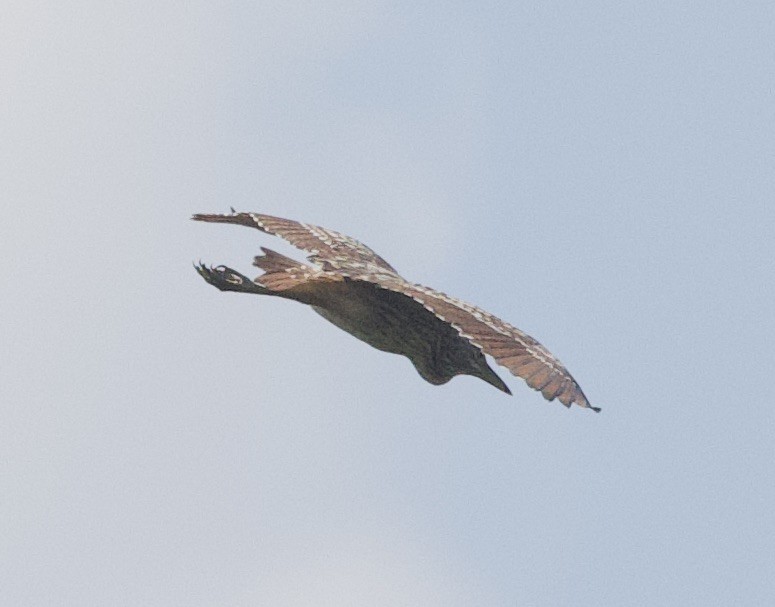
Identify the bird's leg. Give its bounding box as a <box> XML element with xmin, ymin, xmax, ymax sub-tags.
<box><xmin>194</xmin><ymin>262</ymin><xmax>270</xmax><ymax>295</ymax></box>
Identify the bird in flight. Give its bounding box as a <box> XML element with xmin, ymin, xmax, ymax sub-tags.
<box><xmin>193</xmin><ymin>211</ymin><xmax>598</xmax><ymax>412</ymax></box>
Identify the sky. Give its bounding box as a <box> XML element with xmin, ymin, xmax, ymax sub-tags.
<box><xmin>2</xmin><ymin>2</ymin><xmax>774</xmax><ymax>605</ymax></box>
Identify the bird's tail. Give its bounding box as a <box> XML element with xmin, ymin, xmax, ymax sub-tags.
<box><xmin>252</xmin><ymin>247</ymin><xmax>317</xmax><ymax>292</ymax></box>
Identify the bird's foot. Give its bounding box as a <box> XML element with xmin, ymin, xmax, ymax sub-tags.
<box><xmin>194</xmin><ymin>262</ymin><xmax>258</xmax><ymax>293</ymax></box>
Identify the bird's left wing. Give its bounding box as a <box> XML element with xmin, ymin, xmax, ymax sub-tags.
<box><xmin>352</xmin><ymin>274</ymin><xmax>598</xmax><ymax>411</ymax></box>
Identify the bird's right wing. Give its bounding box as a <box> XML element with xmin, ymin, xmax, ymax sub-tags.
<box><xmin>192</xmin><ymin>211</ymin><xmax>399</xmax><ymax>275</ymax></box>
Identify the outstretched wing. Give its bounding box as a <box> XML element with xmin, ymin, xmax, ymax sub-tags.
<box><xmin>351</xmin><ymin>274</ymin><xmax>597</xmax><ymax>411</ymax></box>
<box><xmin>192</xmin><ymin>211</ymin><xmax>398</xmax><ymax>275</ymax></box>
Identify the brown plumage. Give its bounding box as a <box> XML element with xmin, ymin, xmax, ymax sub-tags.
<box><xmin>193</xmin><ymin>211</ymin><xmax>599</xmax><ymax>412</ymax></box>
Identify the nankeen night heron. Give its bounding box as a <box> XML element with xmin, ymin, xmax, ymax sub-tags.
<box><xmin>193</xmin><ymin>211</ymin><xmax>598</xmax><ymax>412</ymax></box>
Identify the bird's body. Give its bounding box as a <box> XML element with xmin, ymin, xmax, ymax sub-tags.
<box><xmin>193</xmin><ymin>211</ymin><xmax>598</xmax><ymax>411</ymax></box>
<box><xmin>308</xmin><ymin>279</ymin><xmax>510</xmax><ymax>392</ymax></box>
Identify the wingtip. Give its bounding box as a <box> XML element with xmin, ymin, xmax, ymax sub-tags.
<box><xmin>191</xmin><ymin>208</ymin><xmax>241</xmax><ymax>222</ymax></box>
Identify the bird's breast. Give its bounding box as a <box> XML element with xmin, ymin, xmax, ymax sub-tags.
<box><xmin>310</xmin><ymin>282</ymin><xmax>416</xmax><ymax>355</ymax></box>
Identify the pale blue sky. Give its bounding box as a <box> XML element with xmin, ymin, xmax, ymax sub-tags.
<box><xmin>2</xmin><ymin>2</ymin><xmax>773</xmax><ymax>605</ymax></box>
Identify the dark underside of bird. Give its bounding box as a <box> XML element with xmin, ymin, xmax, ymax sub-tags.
<box><xmin>193</xmin><ymin>210</ymin><xmax>599</xmax><ymax>412</ymax></box>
